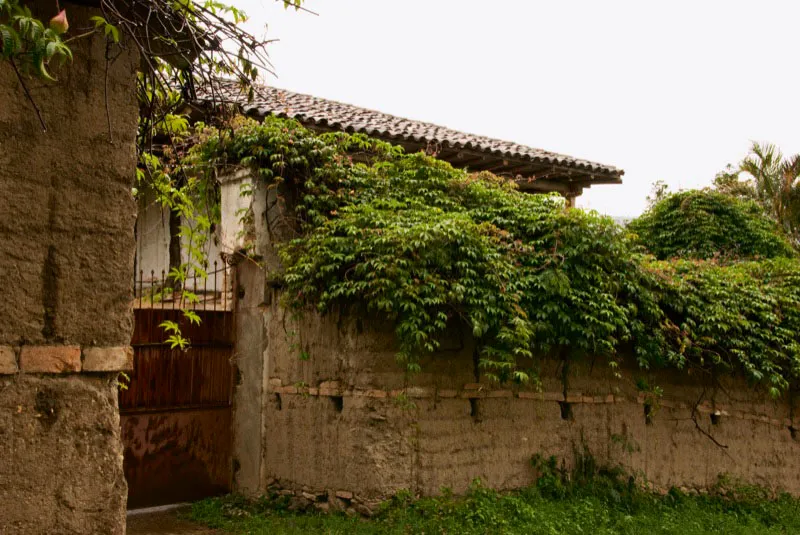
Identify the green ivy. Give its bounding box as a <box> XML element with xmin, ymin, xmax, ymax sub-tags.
<box><xmin>187</xmin><ymin>117</ymin><xmax>800</xmax><ymax>394</ymax></box>
<box><xmin>646</xmin><ymin>258</ymin><xmax>800</xmax><ymax>396</ymax></box>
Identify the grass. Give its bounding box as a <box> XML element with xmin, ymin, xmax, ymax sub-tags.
<box><xmin>188</xmin><ymin>474</ymin><xmax>800</xmax><ymax>535</ymax></box>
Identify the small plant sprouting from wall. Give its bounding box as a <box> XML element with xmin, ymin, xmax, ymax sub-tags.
<box><xmin>611</xmin><ymin>431</ymin><xmax>641</xmax><ymax>455</ymax></box>
<box><xmin>391</xmin><ymin>392</ymin><xmax>417</xmax><ymax>412</ymax></box>
<box><xmin>637</xmin><ymin>379</ymin><xmax>663</xmax><ymax>426</ymax></box>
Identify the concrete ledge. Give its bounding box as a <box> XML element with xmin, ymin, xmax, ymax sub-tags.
<box><xmin>265</xmin><ymin>379</ymin><xmax>792</xmax><ymax>429</ymax></box>
<box><xmin>82</xmin><ymin>346</ymin><xmax>133</xmax><ymax>372</ymax></box>
<box><xmin>0</xmin><ymin>346</ymin><xmax>17</xmax><ymax>374</ymax></box>
<box><xmin>20</xmin><ymin>345</ymin><xmax>81</xmax><ymax>373</ymax></box>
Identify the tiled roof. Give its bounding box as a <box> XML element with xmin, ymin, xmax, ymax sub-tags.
<box><xmin>207</xmin><ymin>82</ymin><xmax>623</xmax><ymax>187</ymax></box>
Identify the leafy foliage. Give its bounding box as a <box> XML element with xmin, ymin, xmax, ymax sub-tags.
<box><xmin>714</xmin><ymin>142</ymin><xmax>800</xmax><ymax>245</ymax></box>
<box><xmin>187</xmin><ymin>117</ymin><xmax>800</xmax><ymax>394</ymax></box>
<box><xmin>643</xmin><ymin>258</ymin><xmax>800</xmax><ymax>396</ymax></box>
<box><xmin>0</xmin><ymin>0</ymin><xmax>72</xmax><ymax>80</ymax></box>
<box><xmin>137</xmin><ymin>145</ymin><xmax>217</xmax><ymax>348</ymax></box>
<box><xmin>629</xmin><ymin>190</ymin><xmax>795</xmax><ymax>261</ymax></box>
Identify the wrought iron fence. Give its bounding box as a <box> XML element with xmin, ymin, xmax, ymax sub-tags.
<box><xmin>134</xmin><ymin>260</ymin><xmax>232</xmax><ymax>311</ymax></box>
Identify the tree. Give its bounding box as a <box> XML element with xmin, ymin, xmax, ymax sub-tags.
<box><xmin>645</xmin><ymin>180</ymin><xmax>670</xmax><ymax>208</ymax></box>
<box><xmin>628</xmin><ymin>190</ymin><xmax>795</xmax><ymax>261</ymax></box>
<box><xmin>714</xmin><ymin>142</ymin><xmax>800</xmax><ymax>244</ymax></box>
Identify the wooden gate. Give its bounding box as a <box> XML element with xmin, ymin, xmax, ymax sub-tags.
<box><xmin>120</xmin><ymin>283</ymin><xmax>234</xmax><ymax>508</ymax></box>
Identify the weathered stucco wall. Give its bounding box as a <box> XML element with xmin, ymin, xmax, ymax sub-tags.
<box><xmin>233</xmin><ymin>287</ymin><xmax>800</xmax><ymax>508</ymax></box>
<box><xmin>0</xmin><ymin>375</ymin><xmax>127</xmax><ymax>533</ymax></box>
<box><xmin>0</xmin><ymin>1</ymin><xmax>138</xmax><ymax>532</ymax></box>
<box><xmin>0</xmin><ymin>2</ymin><xmax>137</xmax><ymax>347</ymax></box>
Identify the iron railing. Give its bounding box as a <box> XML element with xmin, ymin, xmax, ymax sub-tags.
<box><xmin>134</xmin><ymin>261</ymin><xmax>232</xmax><ymax>311</ymax></box>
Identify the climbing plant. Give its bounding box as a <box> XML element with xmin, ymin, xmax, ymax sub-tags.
<box><xmin>0</xmin><ymin>0</ymin><xmax>71</xmax><ymax>80</ymax></box>
<box><xmin>185</xmin><ymin>116</ymin><xmax>800</xmax><ymax>396</ymax></box>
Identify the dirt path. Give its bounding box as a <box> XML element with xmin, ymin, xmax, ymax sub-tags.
<box><xmin>126</xmin><ymin>508</ymin><xmax>219</xmax><ymax>535</ymax></box>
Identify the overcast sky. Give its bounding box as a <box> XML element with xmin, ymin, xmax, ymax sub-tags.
<box><xmin>238</xmin><ymin>0</ymin><xmax>800</xmax><ymax>217</ymax></box>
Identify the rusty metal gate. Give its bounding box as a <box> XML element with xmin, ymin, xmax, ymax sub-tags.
<box><xmin>120</xmin><ymin>266</ymin><xmax>234</xmax><ymax>508</ymax></box>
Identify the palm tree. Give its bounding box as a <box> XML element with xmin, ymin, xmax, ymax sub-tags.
<box><xmin>715</xmin><ymin>142</ymin><xmax>800</xmax><ymax>244</ymax></box>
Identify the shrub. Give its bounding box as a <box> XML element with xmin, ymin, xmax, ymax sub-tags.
<box><xmin>628</xmin><ymin>190</ymin><xmax>795</xmax><ymax>260</ymax></box>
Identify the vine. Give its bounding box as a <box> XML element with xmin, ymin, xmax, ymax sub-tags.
<box><xmin>0</xmin><ymin>0</ymin><xmax>71</xmax><ymax>80</ymax></box>
<box><xmin>184</xmin><ymin>116</ymin><xmax>800</xmax><ymax>396</ymax></box>
<box><xmin>1</xmin><ymin>0</ymin><xmax>72</xmax><ymax>129</ymax></box>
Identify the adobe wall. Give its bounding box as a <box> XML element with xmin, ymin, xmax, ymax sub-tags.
<box><xmin>234</xmin><ymin>288</ymin><xmax>800</xmax><ymax>509</ymax></box>
<box><xmin>0</xmin><ymin>2</ymin><xmax>138</xmax><ymax>533</ymax></box>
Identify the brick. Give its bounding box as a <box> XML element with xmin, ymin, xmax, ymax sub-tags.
<box><xmin>517</xmin><ymin>391</ymin><xmax>540</xmax><ymax>399</ymax></box>
<box><xmin>542</xmin><ymin>392</ymin><xmax>564</xmax><ymax>402</ymax></box>
<box><xmin>436</xmin><ymin>389</ymin><xmax>458</xmax><ymax>398</ymax></box>
<box><xmin>335</xmin><ymin>490</ymin><xmax>353</xmax><ymax>500</ymax></box>
<box><xmin>463</xmin><ymin>383</ymin><xmax>483</xmax><ymax>390</ymax></box>
<box><xmin>405</xmin><ymin>387</ymin><xmax>430</xmax><ymax>398</ymax></box>
<box><xmin>364</xmin><ymin>389</ymin><xmax>387</xmax><ymax>399</ymax></box>
<box><xmin>268</xmin><ymin>378</ymin><xmax>283</xmax><ymax>387</ymax></box>
<box><xmin>20</xmin><ymin>345</ymin><xmax>81</xmax><ymax>373</ymax></box>
<box><xmin>0</xmin><ymin>346</ymin><xmax>17</xmax><ymax>374</ymax></box>
<box><xmin>82</xmin><ymin>346</ymin><xmax>133</xmax><ymax>372</ymax></box>
<box><xmin>485</xmin><ymin>390</ymin><xmax>513</xmax><ymax>398</ymax></box>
